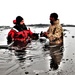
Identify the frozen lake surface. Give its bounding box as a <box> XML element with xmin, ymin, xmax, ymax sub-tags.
<box><xmin>0</xmin><ymin>26</ymin><xmax>75</xmax><ymax>75</ymax></box>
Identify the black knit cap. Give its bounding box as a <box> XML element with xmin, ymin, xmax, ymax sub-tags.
<box><xmin>16</xmin><ymin>16</ymin><xmax>23</xmax><ymax>24</ymax></box>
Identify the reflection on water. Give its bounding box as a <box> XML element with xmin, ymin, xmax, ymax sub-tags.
<box><xmin>43</xmin><ymin>43</ymin><xmax>63</xmax><ymax>70</ymax></box>
<box><xmin>14</xmin><ymin>50</ymin><xmax>26</xmax><ymax>63</ymax></box>
<box><xmin>49</xmin><ymin>45</ymin><xmax>63</xmax><ymax>70</ymax></box>
<box><xmin>0</xmin><ymin>38</ymin><xmax>64</xmax><ymax>75</ymax></box>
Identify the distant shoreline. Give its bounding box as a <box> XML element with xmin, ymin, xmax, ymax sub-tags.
<box><xmin>61</xmin><ymin>24</ymin><xmax>75</xmax><ymax>27</ymax></box>
<box><xmin>0</xmin><ymin>24</ymin><xmax>75</xmax><ymax>30</ymax></box>
<box><xmin>27</xmin><ymin>24</ymin><xmax>75</xmax><ymax>27</ymax></box>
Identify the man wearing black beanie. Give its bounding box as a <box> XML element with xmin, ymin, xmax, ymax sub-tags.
<box><xmin>13</xmin><ymin>16</ymin><xmax>27</xmax><ymax>31</ymax></box>
<box><xmin>7</xmin><ymin>15</ymin><xmax>39</xmax><ymax>45</ymax></box>
<box><xmin>7</xmin><ymin>16</ymin><xmax>33</xmax><ymax>45</ymax></box>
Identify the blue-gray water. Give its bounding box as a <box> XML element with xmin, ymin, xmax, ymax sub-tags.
<box><xmin>0</xmin><ymin>26</ymin><xmax>75</xmax><ymax>75</ymax></box>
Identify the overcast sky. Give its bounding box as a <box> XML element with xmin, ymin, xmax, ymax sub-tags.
<box><xmin>0</xmin><ymin>0</ymin><xmax>75</xmax><ymax>26</ymax></box>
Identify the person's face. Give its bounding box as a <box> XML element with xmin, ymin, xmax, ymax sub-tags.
<box><xmin>20</xmin><ymin>20</ymin><xmax>24</xmax><ymax>25</ymax></box>
<box><xmin>49</xmin><ymin>16</ymin><xmax>55</xmax><ymax>25</ymax></box>
<box><xmin>49</xmin><ymin>16</ymin><xmax>55</xmax><ymax>21</ymax></box>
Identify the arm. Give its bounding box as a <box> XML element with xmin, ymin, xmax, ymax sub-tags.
<box><xmin>41</xmin><ymin>26</ymin><xmax>51</xmax><ymax>38</ymax></box>
<box><xmin>7</xmin><ymin>29</ymin><xmax>17</xmax><ymax>44</ymax></box>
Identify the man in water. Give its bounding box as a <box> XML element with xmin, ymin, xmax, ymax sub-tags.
<box><xmin>44</xmin><ymin>13</ymin><xmax>63</xmax><ymax>45</ymax></box>
<box><xmin>44</xmin><ymin>13</ymin><xmax>63</xmax><ymax>70</ymax></box>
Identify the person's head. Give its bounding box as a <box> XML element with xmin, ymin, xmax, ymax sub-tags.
<box><xmin>16</xmin><ymin>16</ymin><xmax>24</xmax><ymax>25</ymax></box>
<box><xmin>49</xmin><ymin>13</ymin><xmax>58</xmax><ymax>24</ymax></box>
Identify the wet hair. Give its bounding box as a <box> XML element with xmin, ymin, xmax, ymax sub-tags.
<box><xmin>50</xmin><ymin>13</ymin><xmax>58</xmax><ymax>20</ymax></box>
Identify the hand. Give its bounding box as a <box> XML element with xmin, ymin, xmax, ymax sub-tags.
<box><xmin>44</xmin><ymin>32</ymin><xmax>48</xmax><ymax>36</ymax></box>
<box><xmin>50</xmin><ymin>36</ymin><xmax>54</xmax><ymax>41</ymax></box>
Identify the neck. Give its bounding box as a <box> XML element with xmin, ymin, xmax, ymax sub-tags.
<box><xmin>51</xmin><ymin>19</ymin><xmax>59</xmax><ymax>25</ymax></box>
